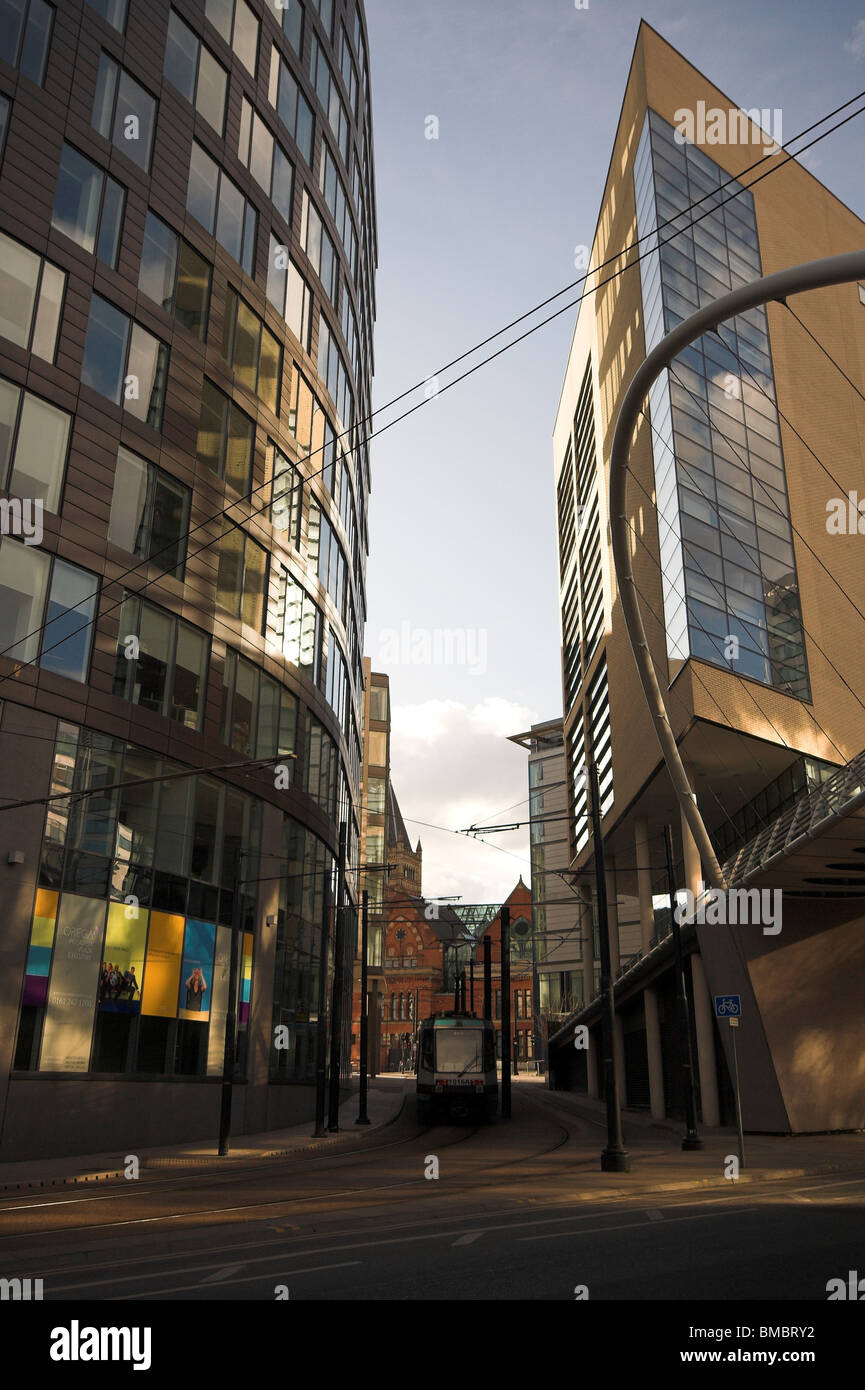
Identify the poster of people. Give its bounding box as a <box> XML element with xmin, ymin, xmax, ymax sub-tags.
<box><xmin>97</xmin><ymin>903</ymin><xmax>148</xmax><ymax>1013</ymax></box>
<box><xmin>178</xmin><ymin>919</ymin><xmax>216</xmax><ymax>1022</ymax></box>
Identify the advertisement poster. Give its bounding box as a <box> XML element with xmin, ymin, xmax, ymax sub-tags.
<box><xmin>39</xmin><ymin>895</ymin><xmax>107</xmax><ymax>1073</ymax></box>
<box><xmin>22</xmin><ymin>888</ymin><xmax>58</xmax><ymax>1008</ymax></box>
<box><xmin>139</xmin><ymin>912</ymin><xmax>184</xmax><ymax>1018</ymax></box>
<box><xmin>98</xmin><ymin>903</ymin><xmax>149</xmax><ymax>1012</ymax></box>
<box><xmin>178</xmin><ymin>919</ymin><xmax>216</xmax><ymax>1021</ymax></box>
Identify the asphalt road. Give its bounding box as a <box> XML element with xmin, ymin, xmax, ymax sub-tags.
<box><xmin>1</xmin><ymin>1083</ymin><xmax>863</xmax><ymax>1302</ymax></box>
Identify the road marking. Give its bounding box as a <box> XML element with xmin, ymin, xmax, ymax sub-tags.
<box><xmin>198</xmin><ymin>1264</ymin><xmax>245</xmax><ymax>1284</ymax></box>
<box><xmin>118</xmin><ymin>1261</ymin><xmax>363</xmax><ymax>1299</ymax></box>
<box><xmin>453</xmin><ymin>1232</ymin><xmax>483</xmax><ymax>1245</ymax></box>
<box><xmin>519</xmin><ymin>1206</ymin><xmax>749</xmax><ymax>1242</ymax></box>
<box><xmin>645</xmin><ymin>1209</ymin><xmax>664</xmax><ymax>1221</ymax></box>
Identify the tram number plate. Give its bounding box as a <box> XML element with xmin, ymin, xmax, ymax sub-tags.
<box><xmin>438</xmin><ymin>1078</ymin><xmax>481</xmax><ymax>1087</ymax></box>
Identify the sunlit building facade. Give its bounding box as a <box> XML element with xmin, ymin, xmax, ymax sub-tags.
<box><xmin>549</xmin><ymin>24</ymin><xmax>865</xmax><ymax>1131</ymax></box>
<box><xmin>0</xmin><ymin>0</ymin><xmax>377</xmax><ymax>1159</ymax></box>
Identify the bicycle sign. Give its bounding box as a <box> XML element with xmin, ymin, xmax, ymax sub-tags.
<box><xmin>714</xmin><ymin>995</ymin><xmax>741</xmax><ymax>1018</ymax></box>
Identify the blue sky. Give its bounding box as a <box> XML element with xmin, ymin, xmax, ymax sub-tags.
<box><xmin>361</xmin><ymin>0</ymin><xmax>865</xmax><ymax>905</ymax></box>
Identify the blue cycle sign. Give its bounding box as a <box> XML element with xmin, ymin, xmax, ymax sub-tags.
<box><xmin>714</xmin><ymin>995</ymin><xmax>741</xmax><ymax>1018</ymax></box>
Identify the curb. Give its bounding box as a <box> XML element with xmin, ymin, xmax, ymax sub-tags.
<box><xmin>0</xmin><ymin>1094</ymin><xmax>407</xmax><ymax>1195</ymax></box>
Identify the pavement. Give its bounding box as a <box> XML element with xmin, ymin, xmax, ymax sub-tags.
<box><xmin>514</xmin><ymin>1072</ymin><xmax>865</xmax><ymax>1197</ymax></box>
<box><xmin>0</xmin><ymin>1076</ymin><xmax>410</xmax><ymax>1194</ymax></box>
<box><xmin>2</xmin><ymin>1069</ymin><xmax>863</xmax><ymax>1202</ymax></box>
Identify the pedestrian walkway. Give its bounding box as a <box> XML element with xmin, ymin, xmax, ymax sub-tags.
<box><xmin>0</xmin><ymin>1077</ymin><xmax>409</xmax><ymax>1195</ymax></box>
<box><xmin>515</xmin><ymin>1074</ymin><xmax>865</xmax><ymax>1196</ymax></box>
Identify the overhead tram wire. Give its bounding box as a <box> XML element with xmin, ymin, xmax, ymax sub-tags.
<box><xmin>2</xmin><ymin>93</ymin><xmax>865</xmax><ymax>682</ymax></box>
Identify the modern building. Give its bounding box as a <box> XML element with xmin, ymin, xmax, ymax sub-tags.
<box><xmin>549</xmin><ymin>23</ymin><xmax>865</xmax><ymax>1131</ymax></box>
<box><xmin>0</xmin><ymin>0</ymin><xmax>377</xmax><ymax>1159</ymax></box>
<box><xmin>351</xmin><ymin>661</ymin><xmax>423</xmax><ymax>1073</ymax></box>
<box><xmin>508</xmin><ymin>718</ymin><xmax>589</xmax><ymax>1060</ymax></box>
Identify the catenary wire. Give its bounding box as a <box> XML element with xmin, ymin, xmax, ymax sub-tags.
<box><xmin>2</xmin><ymin>92</ymin><xmax>864</xmax><ymax>683</ymax></box>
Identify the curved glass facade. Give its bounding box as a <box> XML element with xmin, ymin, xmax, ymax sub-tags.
<box><xmin>0</xmin><ymin>0</ymin><xmax>377</xmax><ymax>1138</ymax></box>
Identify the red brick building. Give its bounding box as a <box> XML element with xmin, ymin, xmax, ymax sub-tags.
<box><xmin>353</xmin><ymin>874</ymin><xmax>537</xmax><ymax>1074</ymax></box>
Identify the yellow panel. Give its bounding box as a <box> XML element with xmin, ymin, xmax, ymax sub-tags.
<box><xmin>33</xmin><ymin>888</ymin><xmax>58</xmax><ymax>924</ymax></box>
<box><xmin>140</xmin><ymin>912</ymin><xmax>185</xmax><ymax>1018</ymax></box>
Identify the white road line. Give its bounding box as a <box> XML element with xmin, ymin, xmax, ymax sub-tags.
<box><xmin>645</xmin><ymin>1209</ymin><xmax>664</xmax><ymax>1221</ymax></box>
<box><xmin>198</xmin><ymin>1264</ymin><xmax>245</xmax><ymax>1284</ymax></box>
<box><xmin>453</xmin><ymin>1232</ymin><xmax>483</xmax><ymax>1245</ymax></box>
<box><xmin>118</xmin><ymin>1261</ymin><xmax>363</xmax><ymax>1299</ymax></box>
<box><xmin>519</xmin><ymin>1206</ymin><xmax>749</xmax><ymax>1242</ymax></box>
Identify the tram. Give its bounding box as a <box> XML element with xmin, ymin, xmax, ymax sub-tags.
<box><xmin>415</xmin><ymin>1012</ymin><xmax>498</xmax><ymax>1124</ymax></box>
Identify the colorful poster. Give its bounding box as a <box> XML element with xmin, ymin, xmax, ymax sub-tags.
<box><xmin>239</xmin><ymin>932</ymin><xmax>253</xmax><ymax>1026</ymax></box>
<box><xmin>98</xmin><ymin>903</ymin><xmax>149</xmax><ymax>1013</ymax></box>
<box><xmin>139</xmin><ymin>912</ymin><xmax>184</xmax><ymax>1018</ymax></box>
<box><xmin>206</xmin><ymin>926</ymin><xmax>233</xmax><ymax>1075</ymax></box>
<box><xmin>39</xmin><ymin>895</ymin><xmax>107</xmax><ymax>1072</ymax></box>
<box><xmin>22</xmin><ymin>888</ymin><xmax>57</xmax><ymax>1007</ymax></box>
<box><xmin>178</xmin><ymin>919</ymin><xmax>216</xmax><ymax>1022</ymax></box>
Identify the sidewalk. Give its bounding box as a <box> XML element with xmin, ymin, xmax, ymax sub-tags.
<box><xmin>514</xmin><ymin>1074</ymin><xmax>865</xmax><ymax>1197</ymax></box>
<box><xmin>0</xmin><ymin>1077</ymin><xmax>409</xmax><ymax>1195</ymax></box>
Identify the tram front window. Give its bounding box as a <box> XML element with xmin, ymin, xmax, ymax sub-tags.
<box><xmin>435</xmin><ymin>1030</ymin><xmax>483</xmax><ymax>1074</ymax></box>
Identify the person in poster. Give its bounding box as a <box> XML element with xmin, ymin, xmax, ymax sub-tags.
<box><xmin>177</xmin><ymin>919</ymin><xmax>216</xmax><ymax>1022</ymax></box>
<box><xmin>184</xmin><ymin>966</ymin><xmax>207</xmax><ymax>1012</ymax></box>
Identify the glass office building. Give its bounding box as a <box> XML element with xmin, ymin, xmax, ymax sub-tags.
<box><xmin>634</xmin><ymin>109</ymin><xmax>809</xmax><ymax>698</ymax></box>
<box><xmin>0</xmin><ymin>0</ymin><xmax>377</xmax><ymax>1157</ymax></box>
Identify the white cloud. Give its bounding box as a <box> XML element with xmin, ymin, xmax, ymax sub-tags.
<box><xmin>388</xmin><ymin>696</ymin><xmax>538</xmax><ymax>905</ymax></box>
<box><xmin>845</xmin><ymin>19</ymin><xmax>865</xmax><ymax>58</ymax></box>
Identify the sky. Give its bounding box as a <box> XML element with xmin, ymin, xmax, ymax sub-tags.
<box><xmin>360</xmin><ymin>0</ymin><xmax>865</xmax><ymax>906</ymax></box>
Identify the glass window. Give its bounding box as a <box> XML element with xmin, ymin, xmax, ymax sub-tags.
<box><xmin>0</xmin><ymin>537</ymin><xmax>49</xmax><ymax>664</ymax></box>
<box><xmin>187</xmin><ymin>143</ymin><xmax>257</xmax><ymax>277</ymax></box>
<box><xmin>266</xmin><ymin>234</ymin><xmax>311</xmax><ymax>349</ymax></box>
<box><xmin>216</xmin><ymin>523</ymin><xmax>267</xmax><ymax>631</ymax></box>
<box><xmin>1</xmin><ymin>383</ymin><xmax>70</xmax><ymax>511</ymax></box>
<box><xmin>0</xmin><ymin>230</ymin><xmax>65</xmax><ymax>362</ymax></box>
<box><xmin>205</xmin><ymin>0</ymin><xmax>257</xmax><ymax>76</ymax></box>
<box><xmin>52</xmin><ymin>145</ymin><xmax>125</xmax><ymax>268</ymax></box>
<box><xmin>81</xmin><ymin>294</ymin><xmax>168</xmax><ymax>428</ymax></box>
<box><xmin>221</xmin><ymin>288</ymin><xmax>282</xmax><ymax>413</ymax></box>
<box><xmin>239</xmin><ymin>97</ymin><xmax>293</xmax><ymax>225</ymax></box>
<box><xmin>139</xmin><ymin>210</ymin><xmax>211</xmax><ymax>339</ymax></box>
<box><xmin>92</xmin><ymin>52</ymin><xmax>157</xmax><ymax>172</ymax></box>
<box><xmin>310</xmin><ymin>35</ymin><xmax>347</xmax><ymax>163</ymax></box>
<box><xmin>196</xmin><ymin>378</ymin><xmax>255</xmax><ymax>492</ymax></box>
<box><xmin>369</xmin><ymin>685</ymin><xmax>387</xmax><ymax>722</ymax></box>
<box><xmin>0</xmin><ymin>94</ymin><xmax>8</xmax><ymax>163</ymax></box>
<box><xmin>164</xmin><ymin>10</ymin><xmax>227</xmax><ymax>135</ymax></box>
<box><xmin>0</xmin><ymin>0</ymin><xmax>52</xmax><ymax>84</ymax></box>
<box><xmin>268</xmin><ymin>47</ymin><xmax>314</xmax><ymax>165</ymax></box>
<box><xmin>269</xmin><ymin>443</ymin><xmax>301</xmax><ymax>544</ymax></box>
<box><xmin>42</xmin><ymin>559</ymin><xmax>99</xmax><ymax>681</ymax></box>
<box><xmin>310</xmin><ymin>0</ymin><xmax>332</xmax><ymax>40</ymax></box>
<box><xmin>108</xmin><ymin>446</ymin><xmax>190</xmax><ymax>576</ymax></box>
<box><xmin>276</xmin><ymin>0</ymin><xmax>303</xmax><ymax>52</ymax></box>
<box><xmin>0</xmin><ymin>540</ymin><xmax>96</xmax><ymax>680</ymax></box>
<box><xmin>114</xmin><ymin>595</ymin><xmax>209</xmax><ymax>730</ymax></box>
<box><xmin>86</xmin><ymin>0</ymin><xmax>126</xmax><ymax>30</ymax></box>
